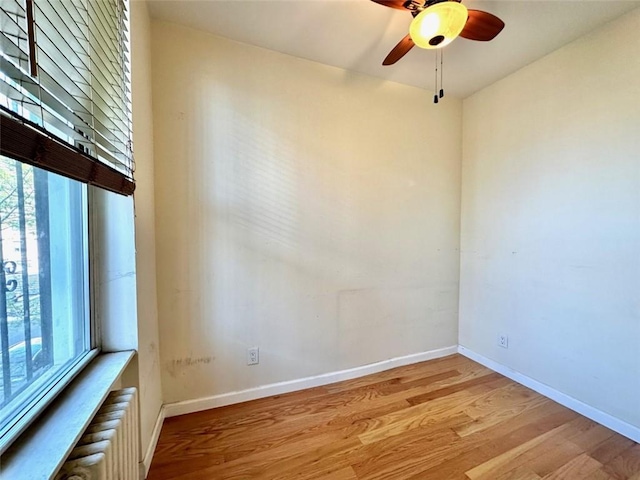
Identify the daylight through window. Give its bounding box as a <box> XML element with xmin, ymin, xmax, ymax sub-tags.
<box><xmin>0</xmin><ymin>155</ymin><xmax>89</xmax><ymax>444</ymax></box>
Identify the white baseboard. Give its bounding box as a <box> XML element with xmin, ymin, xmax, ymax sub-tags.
<box><xmin>140</xmin><ymin>405</ymin><xmax>166</xmax><ymax>479</ymax></box>
<box><xmin>458</xmin><ymin>345</ymin><xmax>640</xmax><ymax>443</ymax></box>
<box><xmin>163</xmin><ymin>346</ymin><xmax>458</xmax><ymax>418</ymax></box>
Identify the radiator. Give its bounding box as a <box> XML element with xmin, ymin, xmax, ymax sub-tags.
<box><xmin>55</xmin><ymin>387</ymin><xmax>139</xmax><ymax>480</ymax></box>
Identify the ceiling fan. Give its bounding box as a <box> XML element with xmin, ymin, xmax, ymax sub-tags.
<box><xmin>372</xmin><ymin>0</ymin><xmax>505</xmax><ymax>65</ymax></box>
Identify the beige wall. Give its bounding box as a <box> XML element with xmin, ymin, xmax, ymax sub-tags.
<box><xmin>130</xmin><ymin>0</ymin><xmax>163</xmax><ymax>464</ymax></box>
<box><xmin>460</xmin><ymin>10</ymin><xmax>640</xmax><ymax>428</ymax></box>
<box><xmin>151</xmin><ymin>21</ymin><xmax>462</xmax><ymax>404</ymax></box>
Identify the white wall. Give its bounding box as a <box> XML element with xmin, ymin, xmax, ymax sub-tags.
<box><xmin>130</xmin><ymin>0</ymin><xmax>163</xmax><ymax>467</ymax></box>
<box><xmin>460</xmin><ymin>9</ymin><xmax>640</xmax><ymax>429</ymax></box>
<box><xmin>151</xmin><ymin>22</ymin><xmax>462</xmax><ymax>404</ymax></box>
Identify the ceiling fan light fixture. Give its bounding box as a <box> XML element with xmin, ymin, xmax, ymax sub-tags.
<box><xmin>409</xmin><ymin>2</ymin><xmax>468</xmax><ymax>49</ymax></box>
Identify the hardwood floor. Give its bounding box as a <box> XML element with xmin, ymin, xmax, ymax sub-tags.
<box><xmin>148</xmin><ymin>355</ymin><xmax>640</xmax><ymax>480</ymax></box>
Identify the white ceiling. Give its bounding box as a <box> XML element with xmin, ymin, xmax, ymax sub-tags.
<box><xmin>146</xmin><ymin>0</ymin><xmax>640</xmax><ymax>98</ymax></box>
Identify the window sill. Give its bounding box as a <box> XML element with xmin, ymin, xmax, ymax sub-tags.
<box><xmin>0</xmin><ymin>350</ymin><xmax>135</xmax><ymax>479</ymax></box>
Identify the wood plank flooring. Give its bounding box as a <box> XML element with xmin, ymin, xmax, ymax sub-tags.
<box><xmin>148</xmin><ymin>355</ymin><xmax>640</xmax><ymax>480</ymax></box>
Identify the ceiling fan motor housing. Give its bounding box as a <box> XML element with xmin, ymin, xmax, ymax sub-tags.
<box><xmin>403</xmin><ymin>0</ymin><xmax>463</xmax><ymax>12</ymax></box>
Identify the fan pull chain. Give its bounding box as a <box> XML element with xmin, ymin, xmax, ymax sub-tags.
<box><xmin>440</xmin><ymin>49</ymin><xmax>444</xmax><ymax>99</ymax></box>
<box><xmin>433</xmin><ymin>49</ymin><xmax>445</xmax><ymax>104</ymax></box>
<box><xmin>434</xmin><ymin>50</ymin><xmax>439</xmax><ymax>104</ymax></box>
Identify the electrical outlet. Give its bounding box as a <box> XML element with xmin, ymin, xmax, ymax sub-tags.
<box><xmin>247</xmin><ymin>347</ymin><xmax>259</xmax><ymax>365</ymax></box>
<box><xmin>498</xmin><ymin>334</ymin><xmax>509</xmax><ymax>349</ymax></box>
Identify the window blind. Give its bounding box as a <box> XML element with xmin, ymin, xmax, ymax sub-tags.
<box><xmin>0</xmin><ymin>0</ymin><xmax>134</xmax><ymax>195</ymax></box>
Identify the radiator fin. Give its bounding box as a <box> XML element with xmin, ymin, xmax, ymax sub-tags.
<box><xmin>55</xmin><ymin>387</ymin><xmax>139</xmax><ymax>480</ymax></box>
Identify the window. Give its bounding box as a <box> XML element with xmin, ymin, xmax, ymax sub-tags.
<box><xmin>0</xmin><ymin>154</ymin><xmax>89</xmax><ymax>448</ymax></box>
<box><xmin>0</xmin><ymin>0</ymin><xmax>134</xmax><ymax>452</ymax></box>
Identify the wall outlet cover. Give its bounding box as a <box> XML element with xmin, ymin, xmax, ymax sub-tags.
<box><xmin>247</xmin><ymin>347</ymin><xmax>259</xmax><ymax>365</ymax></box>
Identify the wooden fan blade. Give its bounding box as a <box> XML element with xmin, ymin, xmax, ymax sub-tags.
<box><xmin>383</xmin><ymin>34</ymin><xmax>415</xmax><ymax>65</ymax></box>
<box><xmin>460</xmin><ymin>9</ymin><xmax>505</xmax><ymax>41</ymax></box>
<box><xmin>370</xmin><ymin>0</ymin><xmax>407</xmax><ymax>11</ymax></box>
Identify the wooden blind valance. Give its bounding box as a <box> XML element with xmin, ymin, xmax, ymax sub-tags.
<box><xmin>1</xmin><ymin>111</ymin><xmax>135</xmax><ymax>196</ymax></box>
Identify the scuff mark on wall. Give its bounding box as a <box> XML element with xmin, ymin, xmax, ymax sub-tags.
<box><xmin>166</xmin><ymin>356</ymin><xmax>214</xmax><ymax>378</ymax></box>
